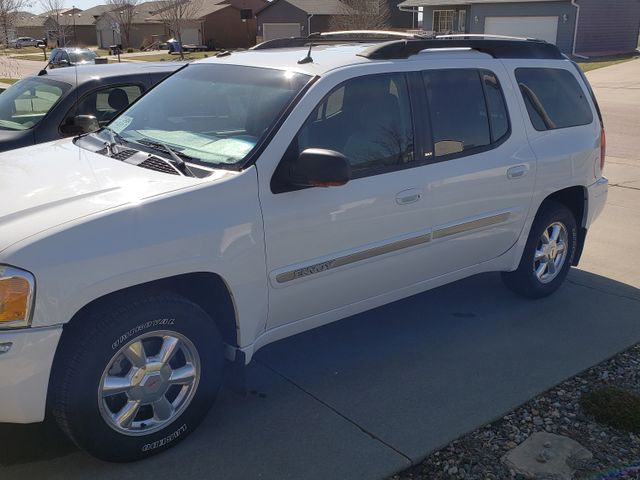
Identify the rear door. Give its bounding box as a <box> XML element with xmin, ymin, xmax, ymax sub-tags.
<box><xmin>415</xmin><ymin>62</ymin><xmax>537</xmax><ymax>278</ymax></box>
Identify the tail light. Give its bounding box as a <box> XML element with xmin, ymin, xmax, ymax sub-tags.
<box><xmin>600</xmin><ymin>126</ymin><xmax>606</xmax><ymax>172</ymax></box>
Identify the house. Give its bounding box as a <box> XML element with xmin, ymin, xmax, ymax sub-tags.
<box><xmin>95</xmin><ymin>0</ymin><xmax>266</xmax><ymax>49</ymax></box>
<box><xmin>396</xmin><ymin>0</ymin><xmax>640</xmax><ymax>57</ymax></box>
<box><xmin>255</xmin><ymin>0</ymin><xmax>415</xmax><ymax>42</ymax></box>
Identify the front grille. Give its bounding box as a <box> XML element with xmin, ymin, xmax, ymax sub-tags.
<box><xmin>138</xmin><ymin>157</ymin><xmax>181</xmax><ymax>175</ymax></box>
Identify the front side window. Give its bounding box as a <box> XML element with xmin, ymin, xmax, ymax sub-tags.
<box><xmin>515</xmin><ymin>68</ymin><xmax>593</xmax><ymax>131</ymax></box>
<box><xmin>291</xmin><ymin>73</ymin><xmax>414</xmax><ymax>177</ymax></box>
<box><xmin>0</xmin><ymin>77</ymin><xmax>69</xmax><ymax>130</ymax></box>
<box><xmin>67</xmin><ymin>85</ymin><xmax>143</xmax><ymax>128</ymax></box>
<box><xmin>107</xmin><ymin>64</ymin><xmax>310</xmax><ymax>168</ymax></box>
<box><xmin>423</xmin><ymin>69</ymin><xmax>491</xmax><ymax>157</ymax></box>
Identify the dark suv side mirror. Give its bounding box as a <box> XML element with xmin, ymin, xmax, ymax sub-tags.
<box><xmin>292</xmin><ymin>148</ymin><xmax>351</xmax><ymax>188</ymax></box>
<box><xmin>60</xmin><ymin>115</ymin><xmax>100</xmax><ymax>136</ymax></box>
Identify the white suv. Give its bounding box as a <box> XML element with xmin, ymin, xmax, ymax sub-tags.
<box><xmin>0</xmin><ymin>33</ymin><xmax>608</xmax><ymax>462</ymax></box>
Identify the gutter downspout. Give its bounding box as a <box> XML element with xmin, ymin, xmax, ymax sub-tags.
<box><xmin>307</xmin><ymin>13</ymin><xmax>313</xmax><ymax>36</ymax></box>
<box><xmin>571</xmin><ymin>0</ymin><xmax>589</xmax><ymax>59</ymax></box>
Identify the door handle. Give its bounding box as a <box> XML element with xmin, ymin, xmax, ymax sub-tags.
<box><xmin>507</xmin><ymin>165</ymin><xmax>529</xmax><ymax>179</ymax></box>
<box><xmin>396</xmin><ymin>188</ymin><xmax>423</xmax><ymax>205</ymax></box>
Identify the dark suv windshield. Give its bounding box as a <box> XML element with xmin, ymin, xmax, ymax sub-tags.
<box><xmin>108</xmin><ymin>63</ymin><xmax>310</xmax><ymax>168</ymax></box>
<box><xmin>0</xmin><ymin>77</ymin><xmax>70</xmax><ymax>130</ymax></box>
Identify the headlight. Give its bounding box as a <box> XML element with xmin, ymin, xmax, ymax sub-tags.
<box><xmin>0</xmin><ymin>266</ymin><xmax>35</xmax><ymax>329</ymax></box>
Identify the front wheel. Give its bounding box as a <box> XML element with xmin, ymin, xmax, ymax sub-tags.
<box><xmin>502</xmin><ymin>201</ymin><xmax>577</xmax><ymax>298</ymax></box>
<box><xmin>49</xmin><ymin>293</ymin><xmax>225</xmax><ymax>462</ymax></box>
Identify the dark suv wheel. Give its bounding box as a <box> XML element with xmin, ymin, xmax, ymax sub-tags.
<box><xmin>502</xmin><ymin>200</ymin><xmax>577</xmax><ymax>298</ymax></box>
<box><xmin>49</xmin><ymin>293</ymin><xmax>224</xmax><ymax>462</ymax></box>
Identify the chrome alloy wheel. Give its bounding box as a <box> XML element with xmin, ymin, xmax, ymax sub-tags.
<box><xmin>98</xmin><ymin>331</ymin><xmax>200</xmax><ymax>436</ymax></box>
<box><xmin>533</xmin><ymin>221</ymin><xmax>569</xmax><ymax>284</ymax></box>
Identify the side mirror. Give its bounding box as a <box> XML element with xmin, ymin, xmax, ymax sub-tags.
<box><xmin>60</xmin><ymin>115</ymin><xmax>100</xmax><ymax>136</ymax></box>
<box><xmin>292</xmin><ymin>148</ymin><xmax>351</xmax><ymax>188</ymax></box>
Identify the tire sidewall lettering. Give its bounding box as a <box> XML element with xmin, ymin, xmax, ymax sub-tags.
<box><xmin>141</xmin><ymin>424</ymin><xmax>188</xmax><ymax>452</ymax></box>
<box><xmin>111</xmin><ymin>318</ymin><xmax>176</xmax><ymax>350</ymax></box>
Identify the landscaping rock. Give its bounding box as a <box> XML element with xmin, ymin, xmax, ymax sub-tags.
<box><xmin>502</xmin><ymin>432</ymin><xmax>592</xmax><ymax>480</ymax></box>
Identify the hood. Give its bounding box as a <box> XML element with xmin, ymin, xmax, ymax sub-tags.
<box><xmin>0</xmin><ymin>138</ymin><xmax>231</xmax><ymax>254</ymax></box>
<box><xmin>0</xmin><ymin>127</ymin><xmax>34</xmax><ymax>153</ymax></box>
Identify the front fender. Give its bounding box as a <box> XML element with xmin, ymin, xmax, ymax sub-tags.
<box><xmin>1</xmin><ymin>167</ymin><xmax>268</xmax><ymax>349</ymax></box>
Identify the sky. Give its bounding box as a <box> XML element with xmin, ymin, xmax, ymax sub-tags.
<box><xmin>25</xmin><ymin>0</ymin><xmax>110</xmax><ymax>13</ymax></box>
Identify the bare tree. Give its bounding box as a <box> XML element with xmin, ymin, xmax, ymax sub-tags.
<box><xmin>105</xmin><ymin>0</ymin><xmax>138</xmax><ymax>48</ymax></box>
<box><xmin>155</xmin><ymin>0</ymin><xmax>202</xmax><ymax>59</ymax></box>
<box><xmin>328</xmin><ymin>0</ymin><xmax>391</xmax><ymax>31</ymax></box>
<box><xmin>39</xmin><ymin>0</ymin><xmax>72</xmax><ymax>46</ymax></box>
<box><xmin>0</xmin><ymin>0</ymin><xmax>28</xmax><ymax>46</ymax></box>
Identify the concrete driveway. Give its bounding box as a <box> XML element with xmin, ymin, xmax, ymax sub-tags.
<box><xmin>1</xmin><ymin>59</ymin><xmax>640</xmax><ymax>480</ymax></box>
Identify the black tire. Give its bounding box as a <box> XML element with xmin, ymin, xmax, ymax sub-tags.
<box><xmin>49</xmin><ymin>293</ymin><xmax>225</xmax><ymax>462</ymax></box>
<box><xmin>502</xmin><ymin>200</ymin><xmax>577</xmax><ymax>299</ymax></box>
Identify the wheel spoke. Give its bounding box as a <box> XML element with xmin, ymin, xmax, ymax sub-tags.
<box><xmin>152</xmin><ymin>396</ymin><xmax>174</xmax><ymax>421</ymax></box>
<box><xmin>556</xmin><ymin>242</ymin><xmax>566</xmax><ymax>254</ymax></box>
<box><xmin>102</xmin><ymin>375</ymin><xmax>133</xmax><ymax>396</ymax></box>
<box><xmin>124</xmin><ymin>340</ymin><xmax>147</xmax><ymax>368</ymax></box>
<box><xmin>169</xmin><ymin>364</ymin><xmax>196</xmax><ymax>385</ymax></box>
<box><xmin>550</xmin><ymin>224</ymin><xmax>562</xmax><ymax>242</ymax></box>
<box><xmin>535</xmin><ymin>262</ymin><xmax>548</xmax><ymax>279</ymax></box>
<box><xmin>114</xmin><ymin>400</ymin><xmax>140</xmax><ymax>428</ymax></box>
<box><xmin>541</xmin><ymin>229</ymin><xmax>550</xmax><ymax>244</ymax></box>
<box><xmin>157</xmin><ymin>336</ymin><xmax>180</xmax><ymax>365</ymax></box>
<box><xmin>547</xmin><ymin>259</ymin><xmax>557</xmax><ymax>275</ymax></box>
<box><xmin>534</xmin><ymin>249</ymin><xmax>547</xmax><ymax>262</ymax></box>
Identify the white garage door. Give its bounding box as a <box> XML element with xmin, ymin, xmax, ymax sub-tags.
<box><xmin>180</xmin><ymin>28</ymin><xmax>200</xmax><ymax>45</ymax></box>
<box><xmin>485</xmin><ymin>16</ymin><xmax>559</xmax><ymax>44</ymax></box>
<box><xmin>263</xmin><ymin>23</ymin><xmax>301</xmax><ymax>41</ymax></box>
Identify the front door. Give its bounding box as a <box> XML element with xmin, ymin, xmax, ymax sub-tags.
<box><xmin>260</xmin><ymin>72</ymin><xmax>436</xmax><ymax>329</ymax></box>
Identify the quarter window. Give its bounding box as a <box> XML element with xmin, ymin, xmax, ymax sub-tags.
<box><xmin>515</xmin><ymin>68</ymin><xmax>593</xmax><ymax>131</ymax></box>
<box><xmin>292</xmin><ymin>73</ymin><xmax>414</xmax><ymax>177</ymax></box>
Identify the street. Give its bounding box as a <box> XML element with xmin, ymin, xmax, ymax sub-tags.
<box><xmin>1</xmin><ymin>58</ymin><xmax>639</xmax><ymax>480</ymax></box>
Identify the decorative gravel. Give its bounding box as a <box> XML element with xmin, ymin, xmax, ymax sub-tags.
<box><xmin>390</xmin><ymin>344</ymin><xmax>640</xmax><ymax>480</ymax></box>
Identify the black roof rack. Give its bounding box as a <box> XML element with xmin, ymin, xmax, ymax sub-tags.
<box><xmin>358</xmin><ymin>38</ymin><xmax>563</xmax><ymax>60</ymax></box>
<box><xmin>251</xmin><ymin>30</ymin><xmax>429</xmax><ymax>50</ymax></box>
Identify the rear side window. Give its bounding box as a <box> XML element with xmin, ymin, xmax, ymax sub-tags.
<box><xmin>422</xmin><ymin>69</ymin><xmax>509</xmax><ymax>158</ymax></box>
<box><xmin>515</xmin><ymin>68</ymin><xmax>593</xmax><ymax>131</ymax></box>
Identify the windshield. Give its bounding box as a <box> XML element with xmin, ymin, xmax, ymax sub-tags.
<box><xmin>70</xmin><ymin>50</ymin><xmax>98</xmax><ymax>63</ymax></box>
<box><xmin>0</xmin><ymin>77</ymin><xmax>70</xmax><ymax>130</ymax></box>
<box><xmin>108</xmin><ymin>64</ymin><xmax>310</xmax><ymax>168</ymax></box>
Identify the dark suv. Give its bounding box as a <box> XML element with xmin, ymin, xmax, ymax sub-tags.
<box><xmin>0</xmin><ymin>62</ymin><xmax>183</xmax><ymax>152</ymax></box>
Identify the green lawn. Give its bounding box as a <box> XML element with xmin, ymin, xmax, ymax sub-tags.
<box><xmin>0</xmin><ymin>78</ymin><xmax>18</xmax><ymax>84</ymax></box>
<box><xmin>578</xmin><ymin>55</ymin><xmax>637</xmax><ymax>72</ymax></box>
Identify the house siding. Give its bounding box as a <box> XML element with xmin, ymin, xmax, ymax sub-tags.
<box><xmin>202</xmin><ymin>7</ymin><xmax>258</xmax><ymax>49</ymax></box>
<box><xmin>574</xmin><ymin>0</ymin><xmax>640</xmax><ymax>56</ymax></box>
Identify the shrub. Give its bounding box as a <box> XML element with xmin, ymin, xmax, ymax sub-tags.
<box><xmin>127</xmin><ymin>48</ymin><xmax>134</xmax><ymax>53</ymax></box>
<box><xmin>581</xmin><ymin>387</ymin><xmax>640</xmax><ymax>433</ymax></box>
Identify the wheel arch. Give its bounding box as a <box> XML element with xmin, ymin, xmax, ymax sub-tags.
<box><xmin>62</xmin><ymin>272</ymin><xmax>239</xmax><ymax>349</ymax></box>
<box><xmin>540</xmin><ymin>185</ymin><xmax>588</xmax><ymax>265</ymax></box>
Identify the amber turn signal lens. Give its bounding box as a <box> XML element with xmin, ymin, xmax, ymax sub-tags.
<box><xmin>0</xmin><ymin>277</ymin><xmax>30</xmax><ymax>323</ymax></box>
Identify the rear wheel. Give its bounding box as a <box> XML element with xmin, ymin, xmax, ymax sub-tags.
<box><xmin>502</xmin><ymin>201</ymin><xmax>577</xmax><ymax>298</ymax></box>
<box><xmin>49</xmin><ymin>293</ymin><xmax>224</xmax><ymax>462</ymax></box>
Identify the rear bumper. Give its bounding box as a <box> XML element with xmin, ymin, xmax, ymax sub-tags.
<box><xmin>586</xmin><ymin>176</ymin><xmax>608</xmax><ymax>228</ymax></box>
<box><xmin>0</xmin><ymin>326</ymin><xmax>62</xmax><ymax>423</ymax></box>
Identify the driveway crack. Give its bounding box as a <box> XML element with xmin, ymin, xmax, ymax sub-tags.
<box><xmin>611</xmin><ymin>184</ymin><xmax>640</xmax><ymax>192</ymax></box>
<box><xmin>255</xmin><ymin>358</ymin><xmax>414</xmax><ymax>465</ymax></box>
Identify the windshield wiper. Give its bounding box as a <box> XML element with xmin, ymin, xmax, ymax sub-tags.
<box><xmin>136</xmin><ymin>138</ymin><xmax>196</xmax><ymax>177</ymax></box>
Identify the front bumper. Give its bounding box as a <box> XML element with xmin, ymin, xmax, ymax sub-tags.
<box><xmin>0</xmin><ymin>326</ymin><xmax>62</xmax><ymax>423</ymax></box>
<box><xmin>586</xmin><ymin>176</ymin><xmax>609</xmax><ymax>228</ymax></box>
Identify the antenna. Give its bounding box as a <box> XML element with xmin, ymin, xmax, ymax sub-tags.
<box><xmin>297</xmin><ymin>43</ymin><xmax>313</xmax><ymax>64</ymax></box>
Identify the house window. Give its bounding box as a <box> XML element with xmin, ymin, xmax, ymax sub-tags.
<box><xmin>458</xmin><ymin>10</ymin><xmax>466</xmax><ymax>31</ymax></box>
<box><xmin>433</xmin><ymin>10</ymin><xmax>454</xmax><ymax>32</ymax></box>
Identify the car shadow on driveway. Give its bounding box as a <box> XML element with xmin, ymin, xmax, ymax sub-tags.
<box><xmin>1</xmin><ymin>270</ymin><xmax>639</xmax><ymax>480</ymax></box>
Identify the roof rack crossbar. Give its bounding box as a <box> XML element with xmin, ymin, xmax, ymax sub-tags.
<box><xmin>357</xmin><ymin>38</ymin><xmax>564</xmax><ymax>60</ymax></box>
